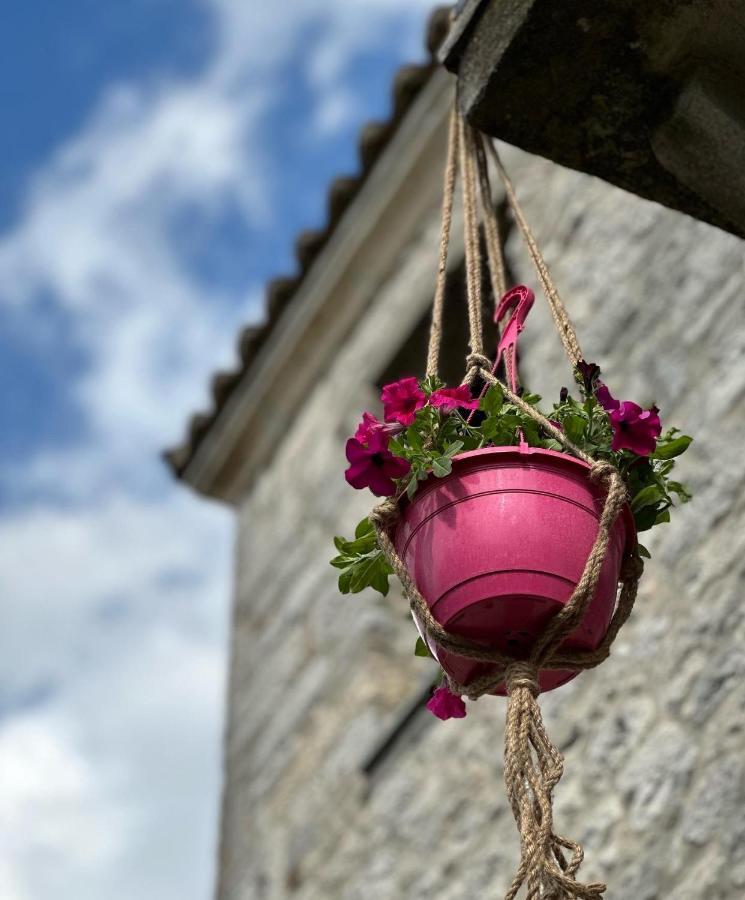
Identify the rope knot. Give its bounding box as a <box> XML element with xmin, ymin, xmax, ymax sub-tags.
<box><xmin>589</xmin><ymin>460</ymin><xmax>616</xmax><ymax>484</ymax></box>
<box><xmin>369</xmin><ymin>499</ymin><xmax>400</xmax><ymax>531</ymax></box>
<box><xmin>465</xmin><ymin>352</ymin><xmax>491</xmax><ymax>373</ymax></box>
<box><xmin>505</xmin><ymin>661</ymin><xmax>540</xmax><ymax>697</ymax></box>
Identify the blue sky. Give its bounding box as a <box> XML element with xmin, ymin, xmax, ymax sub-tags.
<box><xmin>0</xmin><ymin>3</ymin><xmax>435</xmax><ymax>898</ymax></box>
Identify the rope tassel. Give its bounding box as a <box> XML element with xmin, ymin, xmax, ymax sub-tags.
<box><xmin>503</xmin><ymin>663</ymin><xmax>605</xmax><ymax>900</ymax></box>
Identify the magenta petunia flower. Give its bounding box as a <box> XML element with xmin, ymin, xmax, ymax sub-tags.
<box><xmin>429</xmin><ymin>385</ymin><xmax>480</xmax><ymax>412</ymax></box>
<box><xmin>596</xmin><ymin>383</ymin><xmax>661</xmax><ymax>456</ymax></box>
<box><xmin>345</xmin><ymin>432</ymin><xmax>411</xmax><ymax>496</ymax></box>
<box><xmin>426</xmin><ymin>685</ymin><xmax>467</xmax><ymax>720</ymax></box>
<box><xmin>353</xmin><ymin>412</ymin><xmax>403</xmax><ymax>445</ymax></box>
<box><xmin>381</xmin><ymin>377</ymin><xmax>426</xmax><ymax>425</ymax></box>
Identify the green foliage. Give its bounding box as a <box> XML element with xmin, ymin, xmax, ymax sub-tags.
<box><xmin>333</xmin><ymin>369</ymin><xmax>694</xmax><ymax>597</ymax></box>
<box><xmin>330</xmin><ymin>517</ymin><xmax>393</xmax><ymax>596</ymax></box>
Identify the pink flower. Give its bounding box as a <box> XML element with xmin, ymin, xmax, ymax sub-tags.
<box><xmin>381</xmin><ymin>377</ymin><xmax>426</xmax><ymax>426</ymax></box>
<box><xmin>353</xmin><ymin>412</ymin><xmax>403</xmax><ymax>445</ymax></box>
<box><xmin>429</xmin><ymin>385</ymin><xmax>480</xmax><ymax>412</ymax></box>
<box><xmin>426</xmin><ymin>685</ymin><xmax>467</xmax><ymax>720</ymax></box>
<box><xmin>345</xmin><ymin>432</ymin><xmax>411</xmax><ymax>496</ymax></box>
<box><xmin>596</xmin><ymin>383</ymin><xmax>661</xmax><ymax>456</ymax></box>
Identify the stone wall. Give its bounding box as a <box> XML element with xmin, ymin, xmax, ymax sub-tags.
<box><xmin>216</xmin><ymin>138</ymin><xmax>745</xmax><ymax>899</ymax></box>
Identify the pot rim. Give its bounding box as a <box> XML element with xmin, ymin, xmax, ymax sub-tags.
<box><xmin>397</xmin><ymin>443</ymin><xmax>638</xmax><ymax>555</ymax></box>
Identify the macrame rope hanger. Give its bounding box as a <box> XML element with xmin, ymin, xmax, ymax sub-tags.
<box><xmin>370</xmin><ymin>98</ymin><xmax>643</xmax><ymax>900</ymax></box>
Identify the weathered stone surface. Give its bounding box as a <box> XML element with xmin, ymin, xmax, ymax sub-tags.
<box><xmin>442</xmin><ymin>0</ymin><xmax>745</xmax><ymax>237</ymax></box>
<box><xmin>215</xmin><ymin>103</ymin><xmax>745</xmax><ymax>899</ymax></box>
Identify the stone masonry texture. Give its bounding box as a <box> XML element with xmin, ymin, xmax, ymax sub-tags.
<box><xmin>216</xmin><ymin>139</ymin><xmax>745</xmax><ymax>899</ymax></box>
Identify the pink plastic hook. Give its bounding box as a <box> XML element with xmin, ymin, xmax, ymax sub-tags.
<box><xmin>465</xmin><ymin>285</ymin><xmax>536</xmax><ymax>429</ymax></box>
<box><xmin>495</xmin><ymin>285</ymin><xmax>535</xmax><ymax>393</ymax></box>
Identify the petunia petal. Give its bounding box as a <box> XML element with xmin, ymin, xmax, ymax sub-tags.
<box><xmin>430</xmin><ymin>386</ymin><xmax>479</xmax><ymax>411</ymax></box>
<box><xmin>345</xmin><ymin>437</ymin><xmax>368</xmax><ymax>463</ymax></box>
<box><xmin>354</xmin><ymin>411</ymin><xmax>384</xmax><ymax>445</ymax></box>
<box><xmin>383</xmin><ymin>454</ymin><xmax>411</xmax><ymax>479</ymax></box>
<box><xmin>345</xmin><ymin>459</ymin><xmax>374</xmax><ymax>489</ymax></box>
<box><xmin>426</xmin><ymin>686</ymin><xmax>467</xmax><ymax>720</ymax></box>
<box><xmin>366</xmin><ymin>469</ymin><xmax>397</xmax><ymax>497</ymax></box>
<box><xmin>596</xmin><ymin>382</ymin><xmax>620</xmax><ymax>412</ymax></box>
<box><xmin>381</xmin><ymin>376</ymin><xmax>426</xmax><ymax>424</ymax></box>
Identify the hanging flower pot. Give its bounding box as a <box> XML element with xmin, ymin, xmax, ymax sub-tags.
<box><xmin>330</xmin><ymin>101</ymin><xmax>693</xmax><ymax>899</ymax></box>
<box><xmin>394</xmin><ymin>444</ymin><xmax>636</xmax><ymax>695</ymax></box>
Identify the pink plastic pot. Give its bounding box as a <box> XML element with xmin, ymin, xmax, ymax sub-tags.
<box><xmin>394</xmin><ymin>445</ymin><xmax>636</xmax><ymax>695</ymax></box>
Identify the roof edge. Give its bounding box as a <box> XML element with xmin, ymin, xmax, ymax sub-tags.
<box><xmin>164</xmin><ymin>7</ymin><xmax>453</xmax><ymax>485</ymax></box>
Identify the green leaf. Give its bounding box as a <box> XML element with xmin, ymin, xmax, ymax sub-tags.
<box><xmin>348</xmin><ymin>554</ymin><xmax>384</xmax><ymax>593</ymax></box>
<box><xmin>630</xmin><ymin>484</ymin><xmax>665</xmax><ymax>512</ymax></box>
<box><xmin>480</xmin><ymin>384</ymin><xmax>504</xmax><ymax>416</ymax></box>
<box><xmin>388</xmin><ymin>437</ymin><xmax>405</xmax><ymax>457</ymax></box>
<box><xmin>667</xmin><ymin>481</ymin><xmax>693</xmax><ymax>503</ymax></box>
<box><xmin>654</xmin><ymin>508</ymin><xmax>671</xmax><ymax>525</ymax></box>
<box><xmin>480</xmin><ymin>416</ymin><xmax>500</xmax><ymax>440</ymax></box>
<box><xmin>333</xmin><ymin>535</ymin><xmax>347</xmax><ymax>553</ymax></box>
<box><xmin>460</xmin><ymin>433</ymin><xmax>482</xmax><ymax>451</ymax></box>
<box><xmin>655</xmin><ymin>459</ymin><xmax>675</xmax><ymax>478</ymax></box>
<box><xmin>633</xmin><ymin>504</ymin><xmax>661</xmax><ymax>532</ymax></box>
<box><xmin>544</xmin><ymin>439</ymin><xmax>563</xmax><ymax>451</ymax></box>
<box><xmin>562</xmin><ymin>414</ymin><xmax>586</xmax><ymax>445</ymax></box>
<box><xmin>637</xmin><ymin>543</ymin><xmax>651</xmax><ymax>559</ymax></box>
<box><xmin>421</xmin><ymin>374</ymin><xmax>443</xmax><ymax>396</ymax></box>
<box><xmin>355</xmin><ymin>517</ymin><xmax>374</xmax><ymax>539</ymax></box>
<box><xmin>338</xmin><ymin>569</ymin><xmax>353</xmax><ymax>594</ymax></box>
<box><xmin>521</xmin><ymin>392</ymin><xmax>542</xmax><ymax>406</ymax></box>
<box><xmin>406</xmin><ymin>425</ymin><xmax>423</xmax><ymax>452</ymax></box>
<box><xmin>500</xmin><ymin>414</ymin><xmax>522</xmax><ymax>431</ymax></box>
<box><xmin>518</xmin><ymin>419</ymin><xmax>541</xmax><ymax>447</ymax></box>
<box><xmin>414</xmin><ymin>637</ymin><xmax>432</xmax><ymax>658</ymax></box>
<box><xmin>652</xmin><ymin>435</ymin><xmax>693</xmax><ymax>459</ymax></box>
<box><xmin>431</xmin><ymin>457</ymin><xmax>452</xmax><ymax>477</ymax></box>
<box><xmin>340</xmin><ymin>532</ymin><xmax>377</xmax><ymax>555</ymax></box>
<box><xmin>329</xmin><ymin>554</ymin><xmax>354</xmax><ymax>569</ymax></box>
<box><xmin>370</xmin><ymin>566</ymin><xmax>390</xmax><ymax>596</ymax></box>
<box><xmin>406</xmin><ymin>475</ymin><xmax>419</xmax><ymax>499</ymax></box>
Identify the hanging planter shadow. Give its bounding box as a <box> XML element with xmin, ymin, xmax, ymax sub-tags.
<box><xmin>395</xmin><ymin>444</ymin><xmax>636</xmax><ymax>695</ymax></box>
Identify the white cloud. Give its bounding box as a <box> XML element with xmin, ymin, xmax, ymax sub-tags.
<box><xmin>0</xmin><ymin>1</ymin><xmax>435</xmax><ymax>898</ymax></box>
<box><xmin>0</xmin><ymin>712</ymin><xmax>131</xmax><ymax>897</ymax></box>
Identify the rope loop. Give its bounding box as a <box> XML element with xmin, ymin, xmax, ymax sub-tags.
<box><xmin>369</xmin><ymin>498</ymin><xmax>399</xmax><ymax>530</ymax></box>
<box><xmin>505</xmin><ymin>661</ymin><xmax>539</xmax><ymax>697</ymax></box>
<box><xmin>589</xmin><ymin>460</ymin><xmax>616</xmax><ymax>484</ymax></box>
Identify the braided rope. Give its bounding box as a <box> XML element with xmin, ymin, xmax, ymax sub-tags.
<box><xmin>484</xmin><ymin>139</ymin><xmax>584</xmax><ymax>368</ymax></box>
<box><xmin>426</xmin><ymin>104</ymin><xmax>460</xmax><ymax>379</ymax></box>
<box><xmin>459</xmin><ymin>119</ymin><xmax>485</xmax><ymax>378</ymax></box>
<box><xmin>475</xmin><ymin>129</ymin><xmax>507</xmax><ymax>306</ymax></box>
